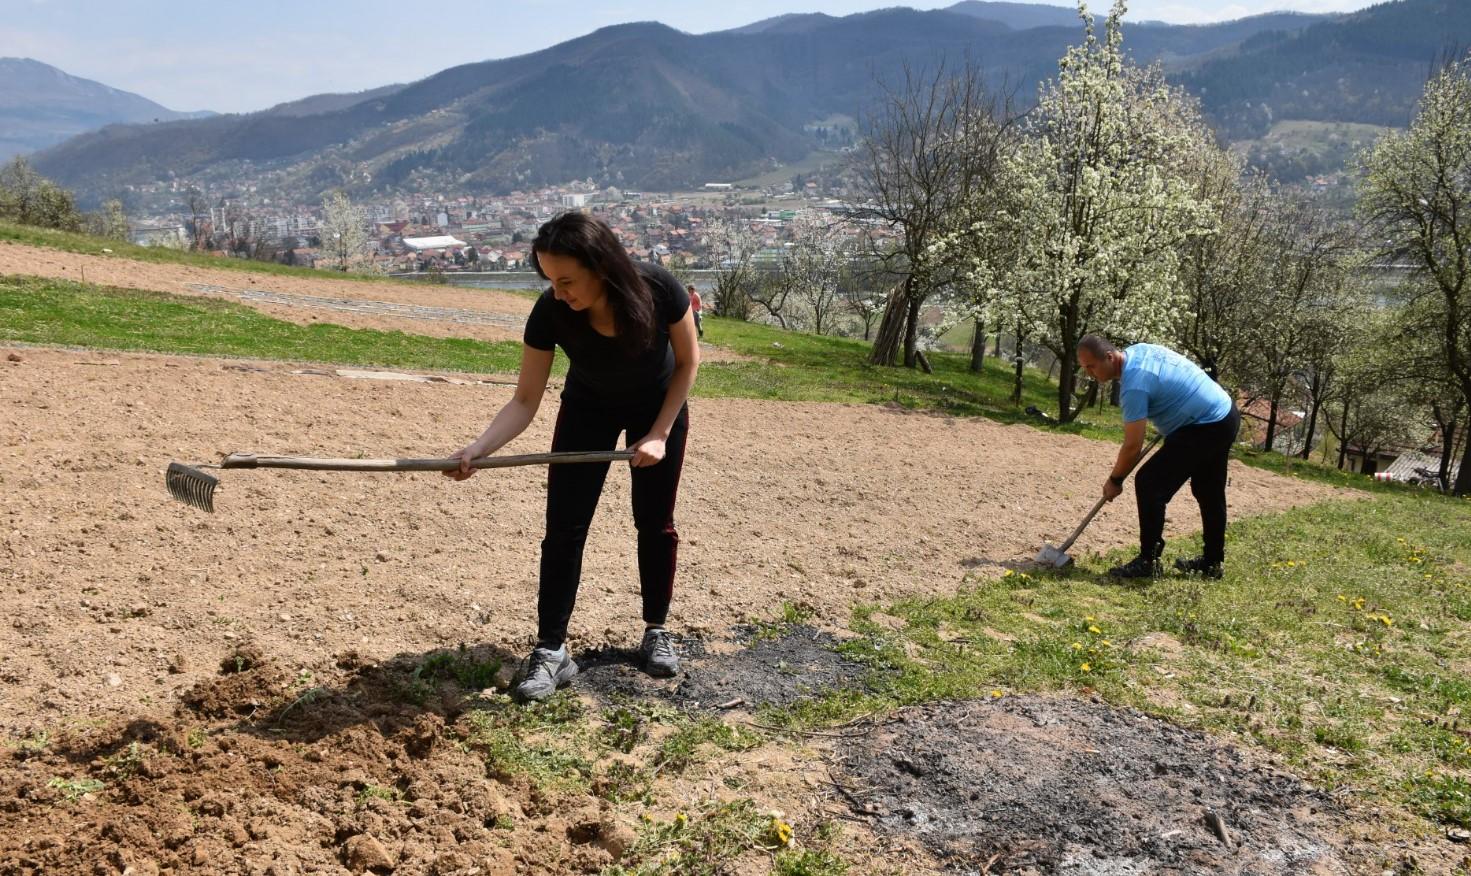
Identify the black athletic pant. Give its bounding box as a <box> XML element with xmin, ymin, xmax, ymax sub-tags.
<box><xmin>1134</xmin><ymin>407</ymin><xmax>1241</xmax><ymax>564</ymax></box>
<box><xmin>537</xmin><ymin>399</ymin><xmax>688</xmax><ymax>647</ymax></box>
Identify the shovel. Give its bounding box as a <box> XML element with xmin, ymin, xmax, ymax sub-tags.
<box><xmin>166</xmin><ymin>449</ymin><xmax>635</xmax><ymax>513</ymax></box>
<box><xmin>1034</xmin><ymin>434</ymin><xmax>1161</xmax><ymax>568</ymax></box>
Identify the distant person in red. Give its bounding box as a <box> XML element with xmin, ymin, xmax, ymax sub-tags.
<box><xmin>445</xmin><ymin>212</ymin><xmax>700</xmax><ymax>702</ymax></box>
<box><xmin>687</xmin><ymin>284</ymin><xmax>704</xmax><ymax>338</ymax></box>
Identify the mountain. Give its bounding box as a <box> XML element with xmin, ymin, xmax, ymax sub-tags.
<box><xmin>0</xmin><ymin>58</ymin><xmax>210</xmax><ymax>161</ymax></box>
<box><xmin>1182</xmin><ymin>0</ymin><xmax>1471</xmax><ymax>138</ymax></box>
<box><xmin>28</xmin><ymin>0</ymin><xmax>1471</xmax><ymax>200</ymax></box>
<box><xmin>945</xmin><ymin>1</ymin><xmax>1093</xmax><ymax>30</ymax></box>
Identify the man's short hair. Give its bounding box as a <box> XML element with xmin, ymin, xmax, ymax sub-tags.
<box><xmin>1078</xmin><ymin>334</ymin><xmax>1118</xmax><ymax>358</ymax></box>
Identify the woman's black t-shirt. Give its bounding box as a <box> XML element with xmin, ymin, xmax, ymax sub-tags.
<box><xmin>523</xmin><ymin>260</ymin><xmax>691</xmax><ymax>409</ymax></box>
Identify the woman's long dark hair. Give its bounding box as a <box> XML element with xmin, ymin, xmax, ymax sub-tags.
<box><xmin>530</xmin><ymin>212</ymin><xmax>656</xmax><ymax>356</ymax></box>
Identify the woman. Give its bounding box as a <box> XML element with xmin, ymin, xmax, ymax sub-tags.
<box><xmin>445</xmin><ymin>212</ymin><xmax>699</xmax><ymax>702</ymax></box>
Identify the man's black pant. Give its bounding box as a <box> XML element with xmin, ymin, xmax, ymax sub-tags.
<box><xmin>1134</xmin><ymin>407</ymin><xmax>1241</xmax><ymax>564</ymax></box>
<box><xmin>537</xmin><ymin>399</ymin><xmax>688</xmax><ymax>647</ymax></box>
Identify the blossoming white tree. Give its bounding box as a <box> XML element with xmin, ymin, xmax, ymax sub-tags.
<box><xmin>1359</xmin><ymin>53</ymin><xmax>1471</xmax><ymax>495</ymax></box>
<box><xmin>320</xmin><ymin>190</ymin><xmax>370</xmax><ymax>273</ymax></box>
<box><xmin>935</xmin><ymin>1</ymin><xmax>1216</xmax><ymax>422</ymax></box>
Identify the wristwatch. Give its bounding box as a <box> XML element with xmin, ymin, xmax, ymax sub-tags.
<box><xmin>1108</xmin><ymin>474</ymin><xmax>1125</xmax><ymax>487</ymax></box>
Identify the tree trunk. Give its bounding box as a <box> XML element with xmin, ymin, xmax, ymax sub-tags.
<box><xmin>1057</xmin><ymin>348</ymin><xmax>1081</xmax><ymax>423</ymax></box>
<box><xmin>1109</xmin><ymin>379</ymin><xmax>1121</xmax><ymax>407</ymax></box>
<box><xmin>1301</xmin><ymin>399</ymin><xmax>1321</xmax><ymax>460</ymax></box>
<box><xmin>1264</xmin><ymin>394</ymin><xmax>1280</xmax><ymax>452</ymax></box>
<box><xmin>1012</xmin><ymin>353</ymin><xmax>1025</xmax><ymax>404</ymax></box>
<box><xmin>1336</xmin><ymin>401</ymin><xmax>1350</xmax><ymax>470</ymax></box>
<box><xmin>869</xmin><ymin>284</ymin><xmax>907</xmax><ymax>366</ymax></box>
<box><xmin>1456</xmin><ymin>410</ymin><xmax>1471</xmax><ymax>497</ymax></box>
<box><xmin>902</xmin><ymin>295</ymin><xmax>921</xmax><ymax>368</ymax></box>
<box><xmin>993</xmin><ymin>333</ymin><xmax>1002</xmax><ymax>359</ymax></box>
<box><xmin>1433</xmin><ymin>401</ymin><xmax>1462</xmax><ymax>491</ymax></box>
<box><xmin>969</xmin><ymin>318</ymin><xmax>986</xmax><ymax>373</ymax></box>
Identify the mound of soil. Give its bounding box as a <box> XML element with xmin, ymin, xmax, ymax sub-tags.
<box><xmin>835</xmin><ymin>696</ymin><xmax>1362</xmax><ymax>875</ymax></box>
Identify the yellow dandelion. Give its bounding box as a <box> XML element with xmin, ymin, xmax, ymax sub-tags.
<box><xmin>991</xmin><ymin>689</ymin><xmax>1003</xmax><ymax>699</ymax></box>
<box><xmin>1085</xmin><ymin>615</ymin><xmax>1096</xmax><ymax>622</ymax></box>
<box><xmin>1080</xmin><ymin>663</ymin><xmax>1092</xmax><ymax>672</ymax></box>
<box><xmin>1088</xmin><ymin>625</ymin><xmax>1102</xmax><ymax>634</ymax></box>
<box><xmin>1336</xmin><ymin>594</ymin><xmax>1347</xmax><ymax>602</ymax></box>
<box><xmin>1286</xmin><ymin>560</ymin><xmax>1296</xmax><ymax>567</ymax></box>
<box><xmin>1004</xmin><ymin>569</ymin><xmax>1014</xmax><ymax>577</ymax></box>
<box><xmin>1071</xmin><ymin>642</ymin><xmax>1084</xmax><ymax>651</ymax></box>
<box><xmin>770</xmin><ymin>818</ymin><xmax>793</xmax><ymax>846</ymax></box>
<box><xmin>675</xmin><ymin>813</ymin><xmax>688</xmax><ymax>829</ymax></box>
<box><xmin>1101</xmin><ymin>639</ymin><xmax>1112</xmax><ymax>648</ymax></box>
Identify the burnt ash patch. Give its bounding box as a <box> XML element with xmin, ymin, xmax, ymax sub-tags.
<box><xmin>576</xmin><ymin>625</ymin><xmax>877</xmax><ymax>709</ymax></box>
<box><xmin>835</xmin><ymin>695</ymin><xmax>1361</xmax><ymax>875</ymax></box>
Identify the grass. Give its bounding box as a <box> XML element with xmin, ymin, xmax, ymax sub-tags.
<box><xmin>0</xmin><ymin>275</ymin><xmax>531</xmax><ymax>374</ymax></box>
<box><xmin>761</xmin><ymin>488</ymin><xmax>1471</xmax><ymax>833</ymax></box>
<box><xmin>0</xmin><ymin>219</ymin><xmax>398</xmax><ymax>283</ymax></box>
<box><xmin>698</xmin><ymin>316</ymin><xmax>1117</xmax><ymax>439</ymax></box>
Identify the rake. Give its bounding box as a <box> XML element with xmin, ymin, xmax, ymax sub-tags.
<box><xmin>166</xmin><ymin>450</ymin><xmax>636</xmax><ymax>513</ymax></box>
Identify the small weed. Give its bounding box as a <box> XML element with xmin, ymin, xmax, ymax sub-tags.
<box><xmin>355</xmin><ymin>785</ymin><xmax>404</xmax><ymax>808</ymax></box>
<box><xmin>1406</xmin><ymin>772</ymin><xmax>1471</xmax><ymax>828</ymax></box>
<box><xmin>185</xmin><ymin>728</ymin><xmax>207</xmax><ymax>749</ymax></box>
<box><xmin>100</xmin><ymin>742</ymin><xmax>146</xmax><ymax>780</ymax></box>
<box><xmin>656</xmin><ymin>719</ymin><xmax>763</xmax><ymax>774</ymax></box>
<box><xmin>774</xmin><ymin>849</ymin><xmax>849</xmax><ymax>876</ymax></box>
<box><xmin>397</xmin><ymin>645</ymin><xmax>502</xmax><ymax>704</ymax></box>
<box><xmin>47</xmin><ymin>776</ymin><xmax>104</xmax><ymax>803</ymax></box>
<box><xmin>605</xmin><ymin>799</ymin><xmax>780</xmax><ymax>875</ymax></box>
<box><xmin>602</xmin><ymin>706</ymin><xmax>647</xmax><ymax>753</ymax></box>
<box><xmin>594</xmin><ymin>761</ymin><xmax>652</xmax><ymax>804</ymax></box>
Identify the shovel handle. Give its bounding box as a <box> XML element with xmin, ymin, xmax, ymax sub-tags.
<box><xmin>1054</xmin><ymin>433</ymin><xmax>1163</xmax><ymax>554</ymax></box>
<box><xmin>220</xmin><ymin>450</ymin><xmax>635</xmax><ymax>472</ymax></box>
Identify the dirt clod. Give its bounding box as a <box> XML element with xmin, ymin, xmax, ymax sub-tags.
<box><xmin>342</xmin><ymin>833</ymin><xmax>394</xmax><ymax>872</ymax></box>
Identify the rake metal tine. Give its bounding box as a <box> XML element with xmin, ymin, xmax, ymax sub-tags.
<box><xmin>166</xmin><ymin>462</ymin><xmax>219</xmax><ymax>513</ymax></box>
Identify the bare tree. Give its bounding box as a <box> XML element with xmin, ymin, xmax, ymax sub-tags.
<box><xmin>705</xmin><ymin>217</ymin><xmax>759</xmax><ymax>320</ymax></box>
<box><xmin>851</xmin><ymin>59</ymin><xmax>1013</xmax><ymax>367</ymax></box>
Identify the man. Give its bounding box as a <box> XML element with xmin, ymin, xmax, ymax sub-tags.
<box><xmin>686</xmin><ymin>284</ymin><xmax>704</xmax><ymax>338</ymax></box>
<box><xmin>1076</xmin><ymin>335</ymin><xmax>1241</xmax><ymax>579</ymax></box>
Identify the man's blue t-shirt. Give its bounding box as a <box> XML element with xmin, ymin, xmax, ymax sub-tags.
<box><xmin>1119</xmin><ymin>344</ymin><xmax>1232</xmax><ymax>436</ymax></box>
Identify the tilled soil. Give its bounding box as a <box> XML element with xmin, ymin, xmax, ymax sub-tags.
<box><xmin>0</xmin><ymin>346</ymin><xmax>1340</xmax><ymax>727</ymax></box>
<box><xmin>836</xmin><ymin>697</ymin><xmax>1372</xmax><ymax>875</ymax></box>
<box><xmin>0</xmin><ymin>289</ymin><xmax>1366</xmax><ymax>875</ymax></box>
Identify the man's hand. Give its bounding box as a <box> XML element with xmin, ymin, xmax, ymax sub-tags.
<box><xmin>1102</xmin><ymin>476</ymin><xmax>1123</xmax><ymax>502</ymax></box>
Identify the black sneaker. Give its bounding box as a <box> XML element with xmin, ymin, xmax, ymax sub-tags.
<box><xmin>638</xmin><ymin>628</ymin><xmax>680</xmax><ymax>677</ymax></box>
<box><xmin>1174</xmin><ymin>556</ymin><xmax>1223</xmax><ymax>579</ymax></box>
<box><xmin>1108</xmin><ymin>553</ymin><xmax>1162</xmax><ymax>579</ymax></box>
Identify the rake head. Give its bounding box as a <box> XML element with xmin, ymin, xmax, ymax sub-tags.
<box><xmin>166</xmin><ymin>462</ymin><xmax>219</xmax><ymax>513</ymax></box>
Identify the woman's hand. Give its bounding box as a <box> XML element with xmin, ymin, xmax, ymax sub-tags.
<box><xmin>443</xmin><ymin>443</ymin><xmax>487</xmax><ymax>481</ymax></box>
<box><xmin>630</xmin><ymin>435</ymin><xmax>667</xmax><ymax>468</ymax></box>
<box><xmin>1102</xmin><ymin>476</ymin><xmax>1123</xmax><ymax>502</ymax></box>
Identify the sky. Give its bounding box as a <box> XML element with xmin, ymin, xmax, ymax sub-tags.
<box><xmin>2</xmin><ymin>0</ymin><xmax>1380</xmax><ymax>114</ymax></box>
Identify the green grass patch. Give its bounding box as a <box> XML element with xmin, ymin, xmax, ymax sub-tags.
<box><xmin>0</xmin><ymin>219</ymin><xmax>399</xmax><ymax>284</ymax></box>
<box><xmin>762</xmin><ymin>490</ymin><xmax>1471</xmax><ymax>834</ymax></box>
<box><xmin>699</xmin><ymin>316</ymin><xmax>1117</xmax><ymax>440</ymax></box>
<box><xmin>0</xmin><ymin>275</ymin><xmax>531</xmax><ymax>374</ymax></box>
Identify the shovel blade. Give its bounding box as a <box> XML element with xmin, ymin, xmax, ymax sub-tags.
<box><xmin>1034</xmin><ymin>543</ymin><xmax>1073</xmax><ymax>568</ymax></box>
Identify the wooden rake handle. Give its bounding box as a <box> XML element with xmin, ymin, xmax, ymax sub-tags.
<box><xmin>220</xmin><ymin>449</ymin><xmax>635</xmax><ymax>472</ymax></box>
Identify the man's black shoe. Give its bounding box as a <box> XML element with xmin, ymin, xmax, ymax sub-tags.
<box><xmin>1174</xmin><ymin>556</ymin><xmax>1223</xmax><ymax>579</ymax></box>
<box><xmin>1108</xmin><ymin>553</ymin><xmax>1162</xmax><ymax>579</ymax></box>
